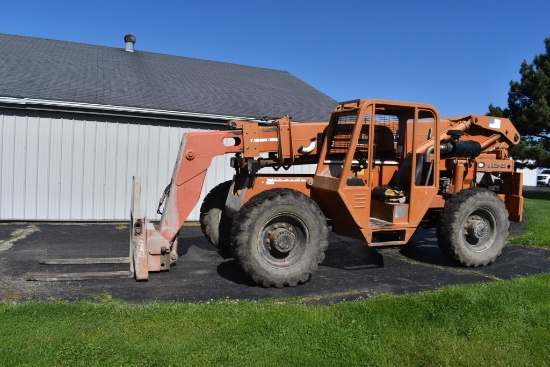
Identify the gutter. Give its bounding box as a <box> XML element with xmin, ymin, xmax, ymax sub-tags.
<box><xmin>0</xmin><ymin>96</ymin><xmax>263</xmax><ymax>125</ymax></box>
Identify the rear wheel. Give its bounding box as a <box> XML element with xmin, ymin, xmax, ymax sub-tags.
<box><xmin>437</xmin><ymin>187</ymin><xmax>509</xmax><ymax>267</ymax></box>
<box><xmin>200</xmin><ymin>180</ymin><xmax>233</xmax><ymax>252</ymax></box>
<box><xmin>231</xmin><ymin>189</ymin><xmax>328</xmax><ymax>287</ymax></box>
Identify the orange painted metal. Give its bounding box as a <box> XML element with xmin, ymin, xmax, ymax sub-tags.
<box><xmin>136</xmin><ymin>99</ymin><xmax>524</xmax><ymax>277</ymax></box>
<box><xmin>158</xmin><ymin>131</ymin><xmax>229</xmax><ymax>241</ymax></box>
<box><xmin>453</xmin><ymin>162</ymin><xmax>466</xmax><ymax>193</ymax></box>
<box><xmin>309</xmin><ymin>99</ymin><xmax>523</xmax><ymax>245</ymax></box>
<box><xmin>241</xmin><ymin>175</ymin><xmax>312</xmax><ymax>203</ymax></box>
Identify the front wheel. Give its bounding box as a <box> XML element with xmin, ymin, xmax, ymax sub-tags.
<box><xmin>437</xmin><ymin>187</ymin><xmax>509</xmax><ymax>267</ymax></box>
<box><xmin>199</xmin><ymin>180</ymin><xmax>233</xmax><ymax>252</ymax></box>
<box><xmin>231</xmin><ymin>189</ymin><xmax>329</xmax><ymax>287</ymax></box>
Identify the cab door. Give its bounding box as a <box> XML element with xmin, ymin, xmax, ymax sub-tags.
<box><xmin>311</xmin><ymin>102</ymin><xmax>375</xmax><ymax>241</ymax></box>
<box><xmin>406</xmin><ymin>107</ymin><xmax>440</xmax><ymax>226</ymax></box>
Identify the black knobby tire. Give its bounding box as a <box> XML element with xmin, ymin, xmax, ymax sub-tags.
<box><xmin>436</xmin><ymin>187</ymin><xmax>509</xmax><ymax>267</ymax></box>
<box><xmin>199</xmin><ymin>180</ymin><xmax>233</xmax><ymax>252</ymax></box>
<box><xmin>231</xmin><ymin>189</ymin><xmax>329</xmax><ymax>287</ymax></box>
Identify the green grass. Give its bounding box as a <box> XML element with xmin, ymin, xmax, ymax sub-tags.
<box><xmin>1</xmin><ymin>273</ymin><xmax>550</xmax><ymax>366</ymax></box>
<box><xmin>511</xmin><ymin>191</ymin><xmax>550</xmax><ymax>247</ymax></box>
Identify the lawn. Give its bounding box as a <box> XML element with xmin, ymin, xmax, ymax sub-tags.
<box><xmin>1</xmin><ymin>273</ymin><xmax>550</xmax><ymax>367</ymax></box>
<box><xmin>510</xmin><ymin>191</ymin><xmax>550</xmax><ymax>247</ymax></box>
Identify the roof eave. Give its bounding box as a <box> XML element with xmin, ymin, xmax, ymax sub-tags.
<box><xmin>0</xmin><ymin>96</ymin><xmax>263</xmax><ymax>125</ymax></box>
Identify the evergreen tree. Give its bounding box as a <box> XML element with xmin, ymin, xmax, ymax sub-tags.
<box><xmin>489</xmin><ymin>38</ymin><xmax>550</xmax><ymax>168</ymax></box>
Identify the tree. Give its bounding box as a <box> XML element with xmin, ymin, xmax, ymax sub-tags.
<box><xmin>489</xmin><ymin>38</ymin><xmax>550</xmax><ymax>169</ymax></box>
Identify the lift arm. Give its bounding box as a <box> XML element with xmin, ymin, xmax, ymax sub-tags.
<box><xmin>132</xmin><ymin>117</ymin><xmax>328</xmax><ymax>279</ymax></box>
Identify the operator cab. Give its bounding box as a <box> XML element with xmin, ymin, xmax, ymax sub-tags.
<box><xmin>312</xmin><ymin>99</ymin><xmax>440</xmax><ymax>245</ymax></box>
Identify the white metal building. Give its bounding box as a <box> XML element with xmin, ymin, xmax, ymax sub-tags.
<box><xmin>0</xmin><ymin>34</ymin><xmax>335</xmax><ymax>221</ymax></box>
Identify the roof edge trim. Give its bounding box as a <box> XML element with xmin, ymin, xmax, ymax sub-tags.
<box><xmin>0</xmin><ymin>96</ymin><xmax>261</xmax><ymax>122</ymax></box>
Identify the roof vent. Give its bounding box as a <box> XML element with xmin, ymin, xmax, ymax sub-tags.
<box><xmin>124</xmin><ymin>34</ymin><xmax>136</xmax><ymax>52</ymax></box>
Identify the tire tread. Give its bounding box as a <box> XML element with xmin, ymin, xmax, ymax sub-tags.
<box><xmin>231</xmin><ymin>189</ymin><xmax>328</xmax><ymax>287</ymax></box>
<box><xmin>437</xmin><ymin>187</ymin><xmax>509</xmax><ymax>267</ymax></box>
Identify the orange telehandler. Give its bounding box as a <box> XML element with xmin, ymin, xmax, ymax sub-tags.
<box><xmin>28</xmin><ymin>99</ymin><xmax>524</xmax><ymax>287</ymax></box>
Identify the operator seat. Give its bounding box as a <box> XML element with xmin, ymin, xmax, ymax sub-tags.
<box><xmin>390</xmin><ymin>152</ymin><xmax>423</xmax><ymax>190</ymax></box>
<box><xmin>371</xmin><ymin>152</ymin><xmax>423</xmax><ymax>203</ymax></box>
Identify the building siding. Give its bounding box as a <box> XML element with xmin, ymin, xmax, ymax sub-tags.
<box><xmin>0</xmin><ymin>108</ymin><xmax>315</xmax><ymax>221</ymax></box>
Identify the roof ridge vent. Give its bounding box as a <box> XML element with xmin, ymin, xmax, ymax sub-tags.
<box><xmin>124</xmin><ymin>34</ymin><xmax>136</xmax><ymax>52</ymax></box>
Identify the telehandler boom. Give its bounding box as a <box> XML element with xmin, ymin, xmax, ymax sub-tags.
<box><xmin>28</xmin><ymin>99</ymin><xmax>523</xmax><ymax>287</ymax></box>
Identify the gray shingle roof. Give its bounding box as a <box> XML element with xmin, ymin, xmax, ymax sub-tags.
<box><xmin>0</xmin><ymin>33</ymin><xmax>336</xmax><ymax>122</ymax></box>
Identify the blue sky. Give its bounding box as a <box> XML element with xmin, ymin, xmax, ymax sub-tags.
<box><xmin>1</xmin><ymin>0</ymin><xmax>549</xmax><ymax>117</ymax></box>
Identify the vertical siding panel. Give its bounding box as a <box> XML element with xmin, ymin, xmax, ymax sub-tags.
<box><xmin>167</xmin><ymin>126</ymin><xmax>181</xmax><ymax>179</ymax></box>
<box><xmin>126</xmin><ymin>122</ymin><xmax>140</xmax><ymax>217</ymax></box>
<box><xmin>156</xmin><ymin>125</ymin><xmax>171</xmax><ymax>221</ymax></box>
<box><xmin>47</xmin><ymin>113</ymin><xmax>63</xmax><ymax>219</ymax></box>
<box><xmin>93</xmin><ymin>119</ymin><xmax>107</xmax><ymax>219</ymax></box>
<box><xmin>136</xmin><ymin>124</ymin><xmax>150</xmax><ymax>216</ymax></box>
<box><xmin>35</xmin><ymin>113</ymin><xmax>51</xmax><ymax>218</ymax></box>
<box><xmin>122</xmin><ymin>119</ymin><xmax>132</xmax><ymax>220</ymax></box>
<box><xmin>145</xmin><ymin>124</ymin><xmax>160</xmax><ymax>221</ymax></box>
<box><xmin>11</xmin><ymin>113</ymin><xmax>27</xmax><ymax>219</ymax></box>
<box><xmin>33</xmin><ymin>113</ymin><xmax>42</xmax><ymax>219</ymax></box>
<box><xmin>71</xmin><ymin>118</ymin><xmax>85</xmax><ymax>219</ymax></box>
<box><xmin>0</xmin><ymin>112</ymin><xmax>2</xmax><ymax>217</ymax></box>
<box><xmin>58</xmin><ymin>115</ymin><xmax>74</xmax><ymax>219</ymax></box>
<box><xmin>114</xmin><ymin>121</ymin><xmax>128</xmax><ymax>219</ymax></box>
<box><xmin>24</xmin><ymin>113</ymin><xmax>40</xmax><ymax>219</ymax></box>
<box><xmin>0</xmin><ymin>113</ymin><xmax>15</xmax><ymax>218</ymax></box>
<box><xmin>0</xmin><ymin>112</ymin><xmax>3</xmax><ymax>217</ymax></box>
<box><xmin>103</xmin><ymin>121</ymin><xmax>119</xmax><ymax>219</ymax></box>
<box><xmin>81</xmin><ymin>119</ymin><xmax>96</xmax><ymax>219</ymax></box>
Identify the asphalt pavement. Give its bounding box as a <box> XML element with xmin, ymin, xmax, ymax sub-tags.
<box><xmin>1</xmin><ymin>211</ymin><xmax>549</xmax><ymax>304</ymax></box>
